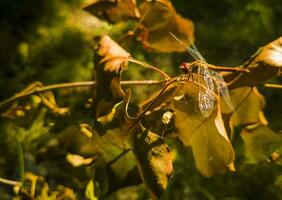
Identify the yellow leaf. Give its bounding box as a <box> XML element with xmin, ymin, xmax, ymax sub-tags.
<box><xmin>172</xmin><ymin>84</ymin><xmax>235</xmax><ymax>176</ymax></box>
<box><xmin>230</xmin><ymin>87</ymin><xmax>266</xmax><ymax>126</ymax></box>
<box><xmin>66</xmin><ymin>153</ymin><xmax>96</xmax><ymax>167</ymax></box>
<box><xmin>85</xmin><ymin>180</ymin><xmax>98</xmax><ymax>200</ymax></box>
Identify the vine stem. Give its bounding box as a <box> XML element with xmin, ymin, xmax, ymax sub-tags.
<box><xmin>0</xmin><ymin>80</ymin><xmax>167</xmax><ymax>109</ymax></box>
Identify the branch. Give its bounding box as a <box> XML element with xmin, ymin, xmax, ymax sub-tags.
<box><xmin>0</xmin><ymin>80</ymin><xmax>167</xmax><ymax>109</ymax></box>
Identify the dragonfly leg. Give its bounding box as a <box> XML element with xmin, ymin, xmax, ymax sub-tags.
<box><xmin>187</xmin><ymin>72</ymin><xmax>191</xmax><ymax>82</ymax></box>
<box><xmin>191</xmin><ymin>72</ymin><xmax>194</xmax><ymax>82</ymax></box>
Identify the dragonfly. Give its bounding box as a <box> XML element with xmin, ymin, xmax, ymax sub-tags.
<box><xmin>170</xmin><ymin>32</ymin><xmax>242</xmax><ymax>116</ymax></box>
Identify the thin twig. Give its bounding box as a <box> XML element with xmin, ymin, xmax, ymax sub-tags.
<box><xmin>128</xmin><ymin>57</ymin><xmax>171</xmax><ymax>79</ymax></box>
<box><xmin>99</xmin><ymin>56</ymin><xmax>171</xmax><ymax>79</ymax></box>
<box><xmin>0</xmin><ymin>177</ymin><xmax>21</xmax><ymax>186</ymax></box>
<box><xmin>0</xmin><ymin>80</ymin><xmax>167</xmax><ymax>109</ymax></box>
<box><xmin>264</xmin><ymin>83</ymin><xmax>282</xmax><ymax>89</ymax></box>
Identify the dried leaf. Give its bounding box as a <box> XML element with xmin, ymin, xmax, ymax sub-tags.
<box><xmin>132</xmin><ymin>125</ymin><xmax>173</xmax><ymax>198</ymax></box>
<box><xmin>83</xmin><ymin>0</ymin><xmax>140</xmax><ymax>22</ymax></box>
<box><xmin>172</xmin><ymin>83</ymin><xmax>235</xmax><ymax>177</ymax></box>
<box><xmin>241</xmin><ymin>124</ymin><xmax>282</xmax><ymax>165</ymax></box>
<box><xmin>66</xmin><ymin>153</ymin><xmax>96</xmax><ymax>167</ymax></box>
<box><xmin>94</xmin><ymin>35</ymin><xmax>130</xmax><ymax>118</ymax></box>
<box><xmin>226</xmin><ymin>37</ymin><xmax>282</xmax><ymax>89</ymax></box>
<box><xmin>138</xmin><ymin>0</ymin><xmax>194</xmax><ymax>52</ymax></box>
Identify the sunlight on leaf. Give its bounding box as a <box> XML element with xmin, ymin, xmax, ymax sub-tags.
<box><xmin>230</xmin><ymin>87</ymin><xmax>266</xmax><ymax>126</ymax></box>
<box><xmin>94</xmin><ymin>35</ymin><xmax>130</xmax><ymax>118</ymax></box>
<box><xmin>85</xmin><ymin>180</ymin><xmax>98</xmax><ymax>200</ymax></box>
<box><xmin>66</xmin><ymin>153</ymin><xmax>96</xmax><ymax>167</ymax></box>
<box><xmin>172</xmin><ymin>83</ymin><xmax>235</xmax><ymax>177</ymax></box>
<box><xmin>226</xmin><ymin>37</ymin><xmax>282</xmax><ymax>89</ymax></box>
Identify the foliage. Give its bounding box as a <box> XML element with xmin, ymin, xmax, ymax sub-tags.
<box><xmin>0</xmin><ymin>0</ymin><xmax>281</xmax><ymax>199</ymax></box>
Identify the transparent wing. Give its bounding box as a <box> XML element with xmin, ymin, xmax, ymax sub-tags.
<box><xmin>198</xmin><ymin>64</ymin><xmax>215</xmax><ymax>117</ymax></box>
<box><xmin>210</xmin><ymin>71</ymin><xmax>234</xmax><ymax>111</ymax></box>
<box><xmin>169</xmin><ymin>32</ymin><xmax>206</xmax><ymax>61</ymax></box>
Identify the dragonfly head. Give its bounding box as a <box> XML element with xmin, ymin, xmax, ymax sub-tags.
<box><xmin>179</xmin><ymin>62</ymin><xmax>193</xmax><ymax>74</ymax></box>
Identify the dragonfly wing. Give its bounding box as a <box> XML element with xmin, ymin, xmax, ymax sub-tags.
<box><xmin>210</xmin><ymin>71</ymin><xmax>234</xmax><ymax>111</ymax></box>
<box><xmin>198</xmin><ymin>65</ymin><xmax>215</xmax><ymax>116</ymax></box>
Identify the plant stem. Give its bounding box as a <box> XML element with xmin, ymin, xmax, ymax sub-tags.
<box><xmin>264</xmin><ymin>83</ymin><xmax>282</xmax><ymax>89</ymax></box>
<box><xmin>0</xmin><ymin>178</ymin><xmax>21</xmax><ymax>186</ymax></box>
<box><xmin>0</xmin><ymin>80</ymin><xmax>167</xmax><ymax>109</ymax></box>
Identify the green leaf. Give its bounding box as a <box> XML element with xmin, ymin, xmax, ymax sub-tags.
<box><xmin>85</xmin><ymin>180</ymin><xmax>98</xmax><ymax>200</ymax></box>
<box><xmin>92</xmin><ymin>127</ymin><xmax>136</xmax><ymax>183</ymax></box>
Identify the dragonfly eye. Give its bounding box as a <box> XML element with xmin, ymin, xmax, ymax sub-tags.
<box><xmin>179</xmin><ymin>62</ymin><xmax>191</xmax><ymax>74</ymax></box>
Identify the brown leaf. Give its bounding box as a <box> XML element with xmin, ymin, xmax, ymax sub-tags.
<box><xmin>133</xmin><ymin>125</ymin><xmax>173</xmax><ymax>198</ymax></box>
<box><xmin>226</xmin><ymin>37</ymin><xmax>282</xmax><ymax>89</ymax></box>
<box><xmin>93</xmin><ymin>35</ymin><xmax>130</xmax><ymax>118</ymax></box>
<box><xmin>83</xmin><ymin>0</ymin><xmax>140</xmax><ymax>23</ymax></box>
<box><xmin>172</xmin><ymin>83</ymin><xmax>235</xmax><ymax>177</ymax></box>
<box><xmin>137</xmin><ymin>0</ymin><xmax>194</xmax><ymax>52</ymax></box>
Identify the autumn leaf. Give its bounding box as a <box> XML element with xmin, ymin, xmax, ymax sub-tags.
<box><xmin>137</xmin><ymin>0</ymin><xmax>194</xmax><ymax>52</ymax></box>
<box><xmin>132</xmin><ymin>125</ymin><xmax>173</xmax><ymax>198</ymax></box>
<box><xmin>172</xmin><ymin>83</ymin><xmax>235</xmax><ymax>177</ymax></box>
<box><xmin>93</xmin><ymin>35</ymin><xmax>130</xmax><ymax>118</ymax></box>
<box><xmin>83</xmin><ymin>0</ymin><xmax>140</xmax><ymax>23</ymax></box>
<box><xmin>241</xmin><ymin>124</ymin><xmax>282</xmax><ymax>165</ymax></box>
<box><xmin>225</xmin><ymin>37</ymin><xmax>282</xmax><ymax>89</ymax></box>
<box><xmin>230</xmin><ymin>87</ymin><xmax>267</xmax><ymax>126</ymax></box>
